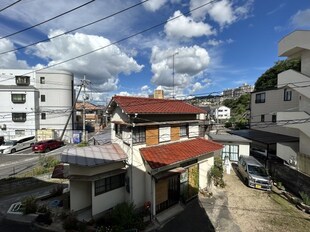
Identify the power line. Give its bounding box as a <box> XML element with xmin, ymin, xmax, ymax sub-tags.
<box><xmin>0</xmin><ymin>0</ymin><xmax>151</xmax><ymax>55</ymax></box>
<box><xmin>0</xmin><ymin>0</ymin><xmax>95</xmax><ymax>40</ymax></box>
<box><xmin>0</xmin><ymin>0</ymin><xmax>22</xmax><ymax>13</ymax></box>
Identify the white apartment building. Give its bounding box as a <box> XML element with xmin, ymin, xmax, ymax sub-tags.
<box><xmin>223</xmin><ymin>83</ymin><xmax>254</xmax><ymax>99</ymax></box>
<box><xmin>0</xmin><ymin>69</ymin><xmax>74</xmax><ymax>140</ymax></box>
<box><xmin>214</xmin><ymin>105</ymin><xmax>231</xmax><ymax>122</ymax></box>
<box><xmin>250</xmin><ymin>30</ymin><xmax>310</xmax><ymax>175</ymax></box>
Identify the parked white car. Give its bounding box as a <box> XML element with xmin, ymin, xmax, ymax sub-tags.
<box><xmin>0</xmin><ymin>135</ymin><xmax>36</xmax><ymax>154</ymax></box>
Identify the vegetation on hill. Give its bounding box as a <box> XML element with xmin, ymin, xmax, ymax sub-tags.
<box><xmin>254</xmin><ymin>58</ymin><xmax>301</xmax><ymax>91</ymax></box>
<box><xmin>223</xmin><ymin>94</ymin><xmax>250</xmax><ymax>129</ymax></box>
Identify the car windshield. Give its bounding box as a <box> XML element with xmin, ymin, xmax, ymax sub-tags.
<box><xmin>248</xmin><ymin>165</ymin><xmax>268</xmax><ymax>177</ymax></box>
<box><xmin>4</xmin><ymin>140</ymin><xmax>17</xmax><ymax>146</ymax></box>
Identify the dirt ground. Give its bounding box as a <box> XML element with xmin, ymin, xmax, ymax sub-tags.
<box><xmin>202</xmin><ymin>165</ymin><xmax>310</xmax><ymax>232</ymax></box>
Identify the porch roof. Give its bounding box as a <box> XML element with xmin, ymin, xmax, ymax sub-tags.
<box><xmin>140</xmin><ymin>138</ymin><xmax>223</xmax><ymax>169</ymax></box>
<box><xmin>229</xmin><ymin>129</ymin><xmax>299</xmax><ymax>145</ymax></box>
<box><xmin>61</xmin><ymin>143</ymin><xmax>127</xmax><ymax>167</ymax></box>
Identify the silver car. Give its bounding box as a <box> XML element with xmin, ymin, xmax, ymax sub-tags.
<box><xmin>238</xmin><ymin>155</ymin><xmax>272</xmax><ymax>191</ymax></box>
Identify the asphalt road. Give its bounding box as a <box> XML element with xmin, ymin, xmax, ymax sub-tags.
<box><xmin>0</xmin><ymin>146</ymin><xmax>66</xmax><ymax>179</ymax></box>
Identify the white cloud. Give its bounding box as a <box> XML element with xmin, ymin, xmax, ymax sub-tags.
<box><xmin>207</xmin><ymin>39</ymin><xmax>223</xmax><ymax>46</ymax></box>
<box><xmin>0</xmin><ymin>39</ymin><xmax>29</xmax><ymax>69</ymax></box>
<box><xmin>290</xmin><ymin>9</ymin><xmax>310</xmax><ymax>28</ymax></box>
<box><xmin>165</xmin><ymin>11</ymin><xmax>215</xmax><ymax>39</ymax></box>
<box><xmin>143</xmin><ymin>0</ymin><xmax>168</xmax><ymax>12</ymax></box>
<box><xmin>190</xmin><ymin>0</ymin><xmax>253</xmax><ymax>28</ymax></box>
<box><xmin>31</xmin><ymin>31</ymin><xmax>143</xmax><ymax>92</ymax></box>
<box><xmin>150</xmin><ymin>45</ymin><xmax>210</xmax><ymax>95</ymax></box>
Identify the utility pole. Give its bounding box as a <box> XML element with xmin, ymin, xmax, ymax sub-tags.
<box><xmin>82</xmin><ymin>75</ymin><xmax>90</xmax><ymax>143</ymax></box>
<box><xmin>60</xmin><ymin>76</ymin><xmax>90</xmax><ymax>141</ymax></box>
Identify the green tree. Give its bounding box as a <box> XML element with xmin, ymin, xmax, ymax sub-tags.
<box><xmin>254</xmin><ymin>59</ymin><xmax>301</xmax><ymax>91</ymax></box>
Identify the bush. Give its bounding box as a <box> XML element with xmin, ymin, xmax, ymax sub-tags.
<box><xmin>300</xmin><ymin>191</ymin><xmax>310</xmax><ymax>206</ymax></box>
<box><xmin>209</xmin><ymin>157</ymin><xmax>225</xmax><ymax>188</ymax></box>
<box><xmin>62</xmin><ymin>211</ymin><xmax>79</xmax><ymax>231</ymax></box>
<box><xmin>22</xmin><ymin>196</ymin><xmax>37</xmax><ymax>215</ymax></box>
<box><xmin>37</xmin><ymin>204</ymin><xmax>50</xmax><ymax>214</ymax></box>
<box><xmin>36</xmin><ymin>211</ymin><xmax>53</xmax><ymax>225</ymax></box>
<box><xmin>50</xmin><ymin>184</ymin><xmax>64</xmax><ymax>197</ymax></box>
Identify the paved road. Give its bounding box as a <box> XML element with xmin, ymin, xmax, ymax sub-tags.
<box><xmin>158</xmin><ymin>198</ymin><xmax>216</xmax><ymax>232</ymax></box>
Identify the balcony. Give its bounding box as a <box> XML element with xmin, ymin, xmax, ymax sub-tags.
<box><xmin>278</xmin><ymin>30</ymin><xmax>310</xmax><ymax>57</ymax></box>
<box><xmin>277</xmin><ymin>111</ymin><xmax>310</xmax><ymax>137</ymax></box>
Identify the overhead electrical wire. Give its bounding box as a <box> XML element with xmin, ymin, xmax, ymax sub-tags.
<box><xmin>0</xmin><ymin>0</ymin><xmax>96</xmax><ymax>40</ymax></box>
<box><xmin>0</xmin><ymin>0</ymin><xmax>151</xmax><ymax>55</ymax></box>
<box><xmin>0</xmin><ymin>0</ymin><xmax>22</xmax><ymax>13</ymax></box>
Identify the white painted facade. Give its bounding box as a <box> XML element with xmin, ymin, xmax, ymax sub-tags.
<box><xmin>0</xmin><ymin>69</ymin><xmax>73</xmax><ymax>140</ymax></box>
<box><xmin>214</xmin><ymin>106</ymin><xmax>231</xmax><ymax>121</ymax></box>
<box><xmin>250</xmin><ymin>30</ymin><xmax>310</xmax><ymax>174</ymax></box>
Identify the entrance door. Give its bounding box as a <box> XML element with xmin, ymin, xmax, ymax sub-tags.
<box><xmin>155</xmin><ymin>175</ymin><xmax>180</xmax><ymax>213</ymax></box>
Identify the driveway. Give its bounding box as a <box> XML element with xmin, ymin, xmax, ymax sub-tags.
<box><xmin>159</xmin><ymin>165</ymin><xmax>310</xmax><ymax>232</ymax></box>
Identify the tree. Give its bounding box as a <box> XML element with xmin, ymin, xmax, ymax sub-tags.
<box><xmin>254</xmin><ymin>59</ymin><xmax>301</xmax><ymax>91</ymax></box>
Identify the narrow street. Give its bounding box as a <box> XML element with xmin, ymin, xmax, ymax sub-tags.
<box><xmin>159</xmin><ymin>166</ymin><xmax>310</xmax><ymax>232</ymax></box>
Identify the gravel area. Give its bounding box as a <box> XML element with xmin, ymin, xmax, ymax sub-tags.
<box><xmin>202</xmin><ymin>165</ymin><xmax>310</xmax><ymax>232</ymax></box>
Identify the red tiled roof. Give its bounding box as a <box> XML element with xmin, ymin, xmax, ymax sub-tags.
<box><xmin>111</xmin><ymin>95</ymin><xmax>206</xmax><ymax>114</ymax></box>
<box><xmin>140</xmin><ymin>138</ymin><xmax>223</xmax><ymax>169</ymax></box>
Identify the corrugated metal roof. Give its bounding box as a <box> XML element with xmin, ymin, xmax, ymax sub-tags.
<box><xmin>61</xmin><ymin>144</ymin><xmax>127</xmax><ymax>166</ymax></box>
<box><xmin>208</xmin><ymin>133</ymin><xmax>252</xmax><ymax>143</ymax></box>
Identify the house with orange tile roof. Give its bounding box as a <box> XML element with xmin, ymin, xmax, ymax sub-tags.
<box><xmin>61</xmin><ymin>95</ymin><xmax>223</xmax><ymax>219</ymax></box>
<box><xmin>106</xmin><ymin>95</ymin><xmax>223</xmax><ymax>217</ymax></box>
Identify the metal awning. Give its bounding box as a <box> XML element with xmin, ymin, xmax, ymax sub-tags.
<box><xmin>153</xmin><ymin>167</ymin><xmax>186</xmax><ymax>180</ymax></box>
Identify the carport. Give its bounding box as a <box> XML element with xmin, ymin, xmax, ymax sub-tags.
<box><xmin>229</xmin><ymin>129</ymin><xmax>299</xmax><ymax>166</ymax></box>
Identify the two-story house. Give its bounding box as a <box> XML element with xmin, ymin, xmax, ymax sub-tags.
<box><xmin>213</xmin><ymin>105</ymin><xmax>231</xmax><ymax>122</ymax></box>
<box><xmin>61</xmin><ymin>95</ymin><xmax>223</xmax><ymax>219</ymax></box>
<box><xmin>0</xmin><ymin>69</ymin><xmax>74</xmax><ymax>140</ymax></box>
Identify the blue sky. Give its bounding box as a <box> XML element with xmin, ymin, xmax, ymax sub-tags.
<box><xmin>0</xmin><ymin>0</ymin><xmax>310</xmax><ymax>103</ymax></box>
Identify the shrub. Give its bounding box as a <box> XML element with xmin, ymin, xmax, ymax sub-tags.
<box><xmin>209</xmin><ymin>156</ymin><xmax>225</xmax><ymax>188</ymax></box>
<box><xmin>62</xmin><ymin>211</ymin><xmax>79</xmax><ymax>231</ymax></box>
<box><xmin>37</xmin><ymin>204</ymin><xmax>50</xmax><ymax>214</ymax></box>
<box><xmin>22</xmin><ymin>195</ymin><xmax>37</xmax><ymax>215</ymax></box>
<box><xmin>36</xmin><ymin>211</ymin><xmax>53</xmax><ymax>225</ymax></box>
<box><xmin>50</xmin><ymin>184</ymin><xmax>64</xmax><ymax>197</ymax></box>
<box><xmin>300</xmin><ymin>191</ymin><xmax>310</xmax><ymax>206</ymax></box>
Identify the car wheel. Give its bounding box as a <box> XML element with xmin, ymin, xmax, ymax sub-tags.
<box><xmin>244</xmin><ymin>178</ymin><xmax>249</xmax><ymax>186</ymax></box>
<box><xmin>11</xmin><ymin>148</ymin><xmax>16</xmax><ymax>154</ymax></box>
<box><xmin>45</xmin><ymin>148</ymin><xmax>50</xmax><ymax>153</ymax></box>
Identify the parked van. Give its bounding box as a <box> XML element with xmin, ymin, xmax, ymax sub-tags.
<box><xmin>238</xmin><ymin>155</ymin><xmax>272</xmax><ymax>191</ymax></box>
<box><xmin>0</xmin><ymin>135</ymin><xmax>36</xmax><ymax>154</ymax></box>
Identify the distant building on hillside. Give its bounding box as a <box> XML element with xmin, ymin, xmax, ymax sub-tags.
<box><xmin>223</xmin><ymin>83</ymin><xmax>254</xmax><ymax>99</ymax></box>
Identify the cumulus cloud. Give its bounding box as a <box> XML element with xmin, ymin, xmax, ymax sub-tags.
<box><xmin>290</xmin><ymin>9</ymin><xmax>310</xmax><ymax>28</ymax></box>
<box><xmin>150</xmin><ymin>45</ymin><xmax>210</xmax><ymax>95</ymax></box>
<box><xmin>165</xmin><ymin>11</ymin><xmax>215</xmax><ymax>39</ymax></box>
<box><xmin>190</xmin><ymin>0</ymin><xmax>253</xmax><ymax>28</ymax></box>
<box><xmin>143</xmin><ymin>0</ymin><xmax>168</xmax><ymax>12</ymax></box>
<box><xmin>31</xmin><ymin>31</ymin><xmax>143</xmax><ymax>92</ymax></box>
<box><xmin>0</xmin><ymin>39</ymin><xmax>29</xmax><ymax>69</ymax></box>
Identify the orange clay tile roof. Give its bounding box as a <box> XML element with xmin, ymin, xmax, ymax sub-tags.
<box><xmin>111</xmin><ymin>95</ymin><xmax>206</xmax><ymax>114</ymax></box>
<box><xmin>75</xmin><ymin>102</ymin><xmax>101</xmax><ymax>110</ymax></box>
<box><xmin>140</xmin><ymin>138</ymin><xmax>223</xmax><ymax>169</ymax></box>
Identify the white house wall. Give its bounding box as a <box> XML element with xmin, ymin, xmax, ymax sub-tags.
<box><xmin>300</xmin><ymin>131</ymin><xmax>310</xmax><ymax>156</ymax></box>
<box><xmin>301</xmin><ymin>49</ymin><xmax>310</xmax><ymax>76</ymax></box>
<box><xmin>198</xmin><ymin>155</ymin><xmax>214</xmax><ymax>190</ymax></box>
<box><xmin>239</xmin><ymin>144</ymin><xmax>250</xmax><ymax>156</ymax></box>
<box><xmin>70</xmin><ymin>180</ymin><xmax>92</xmax><ymax>212</ymax></box>
<box><xmin>91</xmin><ymin>183</ymin><xmax>126</xmax><ymax>217</ymax></box>
<box><xmin>276</xmin><ymin>142</ymin><xmax>299</xmax><ymax>163</ymax></box>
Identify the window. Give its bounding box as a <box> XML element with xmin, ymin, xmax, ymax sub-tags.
<box><xmin>261</xmin><ymin>115</ymin><xmax>265</xmax><ymax>122</ymax></box>
<box><xmin>255</xmin><ymin>93</ymin><xmax>265</xmax><ymax>103</ymax></box>
<box><xmin>41</xmin><ymin>113</ymin><xmax>46</xmax><ymax>120</ymax></box>
<box><xmin>12</xmin><ymin>113</ymin><xmax>27</xmax><ymax>122</ymax></box>
<box><xmin>41</xmin><ymin>95</ymin><xmax>46</xmax><ymax>102</ymax></box>
<box><xmin>94</xmin><ymin>173</ymin><xmax>125</xmax><ymax>196</ymax></box>
<box><xmin>159</xmin><ymin>126</ymin><xmax>170</xmax><ymax>142</ymax></box>
<box><xmin>272</xmin><ymin>114</ymin><xmax>276</xmax><ymax>122</ymax></box>
<box><xmin>222</xmin><ymin>144</ymin><xmax>239</xmax><ymax>161</ymax></box>
<box><xmin>11</xmin><ymin>94</ymin><xmax>26</xmax><ymax>104</ymax></box>
<box><xmin>284</xmin><ymin>88</ymin><xmax>292</xmax><ymax>101</ymax></box>
<box><xmin>133</xmin><ymin>126</ymin><xmax>146</xmax><ymax>144</ymax></box>
<box><xmin>114</xmin><ymin>124</ymin><xmax>123</xmax><ymax>138</ymax></box>
<box><xmin>40</xmin><ymin>76</ymin><xmax>45</xmax><ymax>84</ymax></box>
<box><xmin>15</xmin><ymin>76</ymin><xmax>30</xmax><ymax>86</ymax></box>
<box><xmin>180</xmin><ymin>125</ymin><xmax>188</xmax><ymax>137</ymax></box>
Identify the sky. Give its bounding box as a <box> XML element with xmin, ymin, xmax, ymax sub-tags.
<box><xmin>0</xmin><ymin>0</ymin><xmax>310</xmax><ymax>104</ymax></box>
